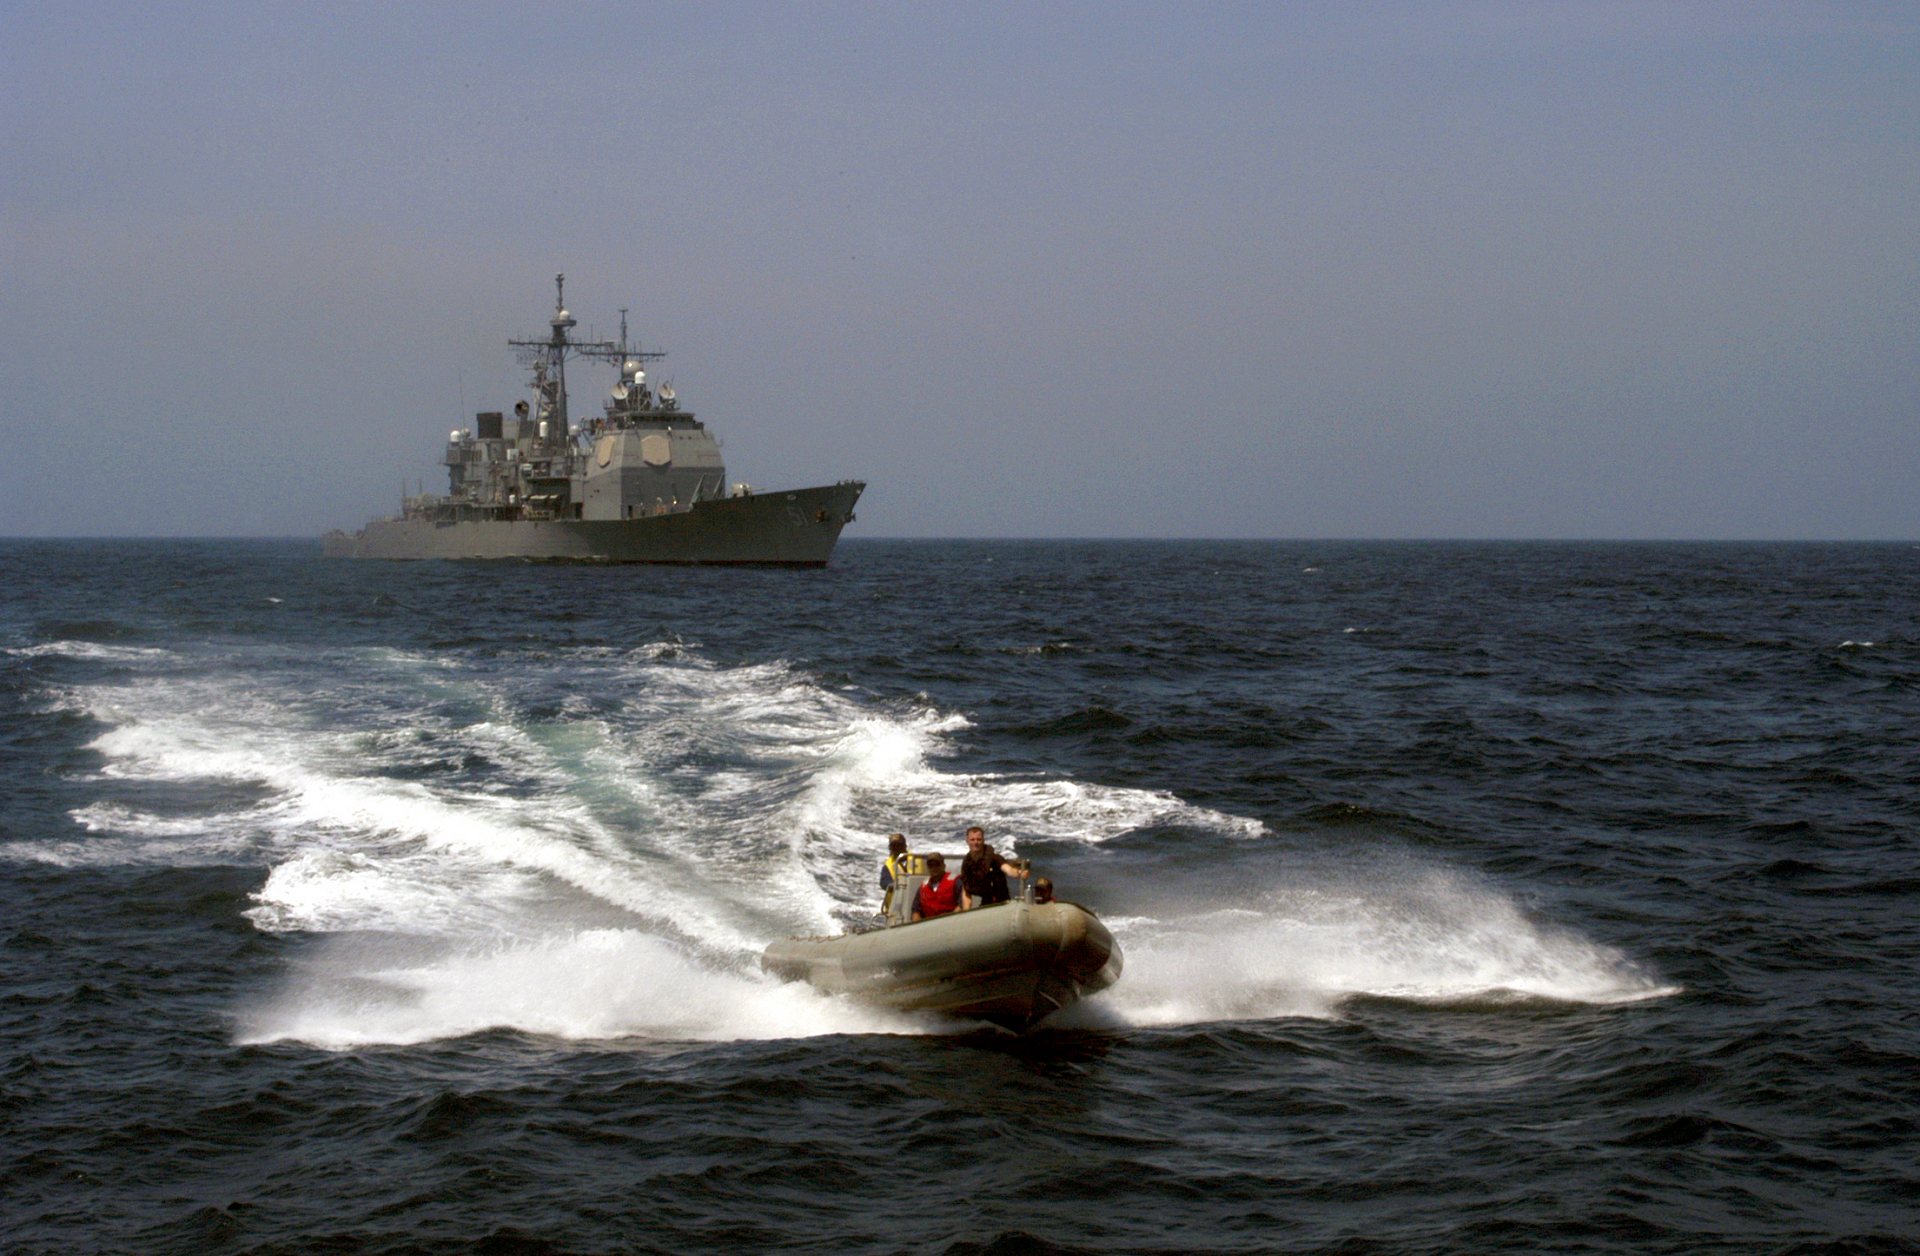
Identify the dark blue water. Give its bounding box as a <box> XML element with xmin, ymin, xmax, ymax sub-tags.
<box><xmin>3</xmin><ymin>539</ymin><xmax>1916</xmax><ymax>1254</ymax></box>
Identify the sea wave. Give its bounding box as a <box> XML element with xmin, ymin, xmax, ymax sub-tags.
<box><xmin>24</xmin><ymin>635</ymin><xmax>1290</xmax><ymax>1044</ymax></box>
<box><xmin>1076</xmin><ymin>866</ymin><xmax>1677</xmax><ymax>1029</ymax></box>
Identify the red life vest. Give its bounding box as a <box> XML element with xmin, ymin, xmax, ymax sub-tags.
<box><xmin>916</xmin><ymin>873</ymin><xmax>962</xmax><ymax>917</ymax></box>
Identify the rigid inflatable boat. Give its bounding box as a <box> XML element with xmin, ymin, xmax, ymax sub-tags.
<box><xmin>762</xmin><ymin>877</ymin><xmax>1123</xmax><ymax>1031</ymax></box>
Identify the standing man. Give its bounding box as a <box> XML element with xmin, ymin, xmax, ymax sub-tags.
<box><xmin>959</xmin><ymin>825</ymin><xmax>1027</xmax><ymax>908</ymax></box>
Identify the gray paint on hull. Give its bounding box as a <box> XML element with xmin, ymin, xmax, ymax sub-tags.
<box><xmin>761</xmin><ymin>899</ymin><xmax>1124</xmax><ymax>1031</ymax></box>
<box><xmin>324</xmin><ymin>481</ymin><xmax>863</xmax><ymax>564</ymax></box>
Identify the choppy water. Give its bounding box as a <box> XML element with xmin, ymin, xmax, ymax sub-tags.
<box><xmin>2</xmin><ymin>539</ymin><xmax>1915</xmax><ymax>1254</ymax></box>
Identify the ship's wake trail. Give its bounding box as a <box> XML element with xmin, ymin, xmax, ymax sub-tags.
<box><xmin>20</xmin><ymin>636</ymin><xmax>1675</xmax><ymax>1045</ymax></box>
<box><xmin>22</xmin><ymin>636</ymin><xmax>1275</xmax><ymax>1045</ymax></box>
<box><xmin>242</xmin><ymin>930</ymin><xmax>936</xmax><ymax>1048</ymax></box>
<box><xmin>1068</xmin><ymin>867</ymin><xmax>1679</xmax><ymax>1030</ymax></box>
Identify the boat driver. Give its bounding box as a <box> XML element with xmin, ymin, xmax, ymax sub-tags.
<box><xmin>959</xmin><ymin>825</ymin><xmax>1028</xmax><ymax>908</ymax></box>
<box><xmin>912</xmin><ymin>853</ymin><xmax>969</xmax><ymax>920</ymax></box>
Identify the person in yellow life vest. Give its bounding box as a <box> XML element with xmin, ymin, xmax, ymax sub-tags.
<box><xmin>879</xmin><ymin>833</ymin><xmax>912</xmax><ymax>914</ymax></box>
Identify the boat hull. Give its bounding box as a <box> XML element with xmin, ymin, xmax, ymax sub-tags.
<box><xmin>323</xmin><ymin>481</ymin><xmax>862</xmax><ymax>565</ymax></box>
<box><xmin>762</xmin><ymin>900</ymin><xmax>1122</xmax><ymax>1031</ymax></box>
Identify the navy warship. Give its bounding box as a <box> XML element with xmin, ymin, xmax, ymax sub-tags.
<box><xmin>324</xmin><ymin>276</ymin><xmax>863</xmax><ymax>563</ymax></box>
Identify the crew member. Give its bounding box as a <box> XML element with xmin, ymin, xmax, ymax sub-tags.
<box><xmin>879</xmin><ymin>833</ymin><xmax>912</xmax><ymax>915</ymax></box>
<box><xmin>912</xmin><ymin>853</ymin><xmax>968</xmax><ymax>920</ymax></box>
<box><xmin>959</xmin><ymin>825</ymin><xmax>1026</xmax><ymax>908</ymax></box>
<box><xmin>1033</xmin><ymin>877</ymin><xmax>1055</xmax><ymax>905</ymax></box>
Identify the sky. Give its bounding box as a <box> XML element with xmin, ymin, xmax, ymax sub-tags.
<box><xmin>2</xmin><ymin>2</ymin><xmax>1916</xmax><ymax>539</ymax></box>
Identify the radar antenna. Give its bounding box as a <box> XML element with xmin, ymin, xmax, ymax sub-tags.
<box><xmin>508</xmin><ymin>277</ymin><xmax>670</xmax><ymax>441</ymax></box>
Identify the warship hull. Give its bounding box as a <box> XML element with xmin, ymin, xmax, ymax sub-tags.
<box><xmin>762</xmin><ymin>900</ymin><xmax>1123</xmax><ymax>1031</ymax></box>
<box><xmin>325</xmin><ymin>481</ymin><xmax>862</xmax><ymax>565</ymax></box>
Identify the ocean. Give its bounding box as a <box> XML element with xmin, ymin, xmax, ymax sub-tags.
<box><xmin>2</xmin><ymin>538</ymin><xmax>1915</xmax><ymax>1255</ymax></box>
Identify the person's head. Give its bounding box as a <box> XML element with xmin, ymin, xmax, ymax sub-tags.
<box><xmin>926</xmin><ymin>853</ymin><xmax>946</xmax><ymax>878</ymax></box>
<box><xmin>965</xmin><ymin>825</ymin><xmax>985</xmax><ymax>852</ymax></box>
<box><xmin>888</xmin><ymin>833</ymin><xmax>907</xmax><ymax>856</ymax></box>
<box><xmin>1034</xmin><ymin>877</ymin><xmax>1054</xmax><ymax>904</ymax></box>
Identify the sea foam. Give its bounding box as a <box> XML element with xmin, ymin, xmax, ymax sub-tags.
<box><xmin>1074</xmin><ymin>866</ymin><xmax>1678</xmax><ymax>1030</ymax></box>
<box><xmin>33</xmin><ymin>633</ymin><xmax>1669</xmax><ymax>1046</ymax></box>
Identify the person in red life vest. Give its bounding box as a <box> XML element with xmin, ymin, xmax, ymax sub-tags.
<box><xmin>912</xmin><ymin>853</ymin><xmax>969</xmax><ymax>920</ymax></box>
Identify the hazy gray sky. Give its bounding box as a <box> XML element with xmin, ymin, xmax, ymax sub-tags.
<box><xmin>3</xmin><ymin>2</ymin><xmax>1916</xmax><ymax>538</ymax></box>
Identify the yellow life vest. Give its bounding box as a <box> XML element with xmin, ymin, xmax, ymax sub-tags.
<box><xmin>880</xmin><ymin>851</ymin><xmax>928</xmax><ymax>913</ymax></box>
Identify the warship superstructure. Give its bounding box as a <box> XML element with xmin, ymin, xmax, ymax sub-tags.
<box><xmin>324</xmin><ymin>276</ymin><xmax>863</xmax><ymax>563</ymax></box>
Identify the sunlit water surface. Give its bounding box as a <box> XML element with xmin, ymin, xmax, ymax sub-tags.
<box><xmin>2</xmin><ymin>539</ymin><xmax>1914</xmax><ymax>1254</ymax></box>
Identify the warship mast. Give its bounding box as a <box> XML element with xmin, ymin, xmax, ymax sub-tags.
<box><xmin>509</xmin><ymin>273</ymin><xmax>579</xmax><ymax>451</ymax></box>
<box><xmin>574</xmin><ymin>303</ymin><xmax>666</xmax><ymax>405</ymax></box>
<box><xmin>509</xmin><ymin>274</ymin><xmax>668</xmax><ymax>450</ymax></box>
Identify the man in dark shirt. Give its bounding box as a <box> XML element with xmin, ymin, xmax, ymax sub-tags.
<box><xmin>958</xmin><ymin>825</ymin><xmax>1027</xmax><ymax>908</ymax></box>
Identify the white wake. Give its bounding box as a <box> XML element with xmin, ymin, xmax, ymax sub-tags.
<box><xmin>21</xmin><ymin>636</ymin><xmax>1674</xmax><ymax>1046</ymax></box>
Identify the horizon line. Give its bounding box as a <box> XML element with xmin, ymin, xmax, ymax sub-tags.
<box><xmin>2</xmin><ymin>534</ymin><xmax>1915</xmax><ymax>546</ymax></box>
